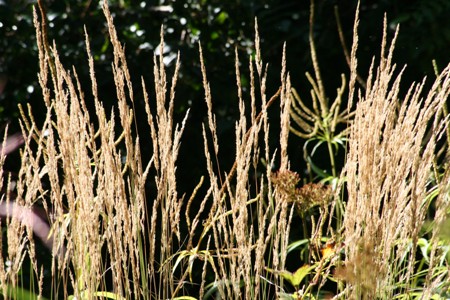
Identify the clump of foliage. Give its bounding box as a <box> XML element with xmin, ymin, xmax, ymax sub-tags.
<box><xmin>0</xmin><ymin>0</ymin><xmax>449</xmax><ymax>299</ymax></box>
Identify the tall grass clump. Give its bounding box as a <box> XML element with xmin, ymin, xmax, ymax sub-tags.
<box><xmin>0</xmin><ymin>0</ymin><xmax>448</xmax><ymax>299</ymax></box>
<box><xmin>339</xmin><ymin>9</ymin><xmax>450</xmax><ymax>300</ymax></box>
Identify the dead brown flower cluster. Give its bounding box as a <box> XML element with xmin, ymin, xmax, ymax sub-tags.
<box><xmin>271</xmin><ymin>170</ymin><xmax>333</xmax><ymax>213</ymax></box>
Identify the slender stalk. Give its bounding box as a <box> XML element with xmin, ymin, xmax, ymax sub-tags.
<box><xmin>325</xmin><ymin>131</ymin><xmax>337</xmax><ymax>178</ymax></box>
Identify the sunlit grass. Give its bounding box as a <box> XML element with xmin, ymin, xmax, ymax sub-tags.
<box><xmin>0</xmin><ymin>0</ymin><xmax>449</xmax><ymax>299</ymax></box>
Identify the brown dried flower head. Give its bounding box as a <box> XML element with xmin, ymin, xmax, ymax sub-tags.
<box><xmin>271</xmin><ymin>170</ymin><xmax>333</xmax><ymax>213</ymax></box>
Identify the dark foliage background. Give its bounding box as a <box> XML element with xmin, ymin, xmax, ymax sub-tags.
<box><xmin>1</xmin><ymin>0</ymin><xmax>450</xmax><ymax>182</ymax></box>
<box><xmin>0</xmin><ymin>0</ymin><xmax>449</xmax><ymax>296</ymax></box>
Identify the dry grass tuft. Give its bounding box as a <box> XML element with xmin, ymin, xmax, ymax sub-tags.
<box><xmin>342</xmin><ymin>15</ymin><xmax>450</xmax><ymax>299</ymax></box>
<box><xmin>0</xmin><ymin>1</ymin><xmax>448</xmax><ymax>299</ymax></box>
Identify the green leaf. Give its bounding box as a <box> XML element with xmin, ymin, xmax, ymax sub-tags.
<box><xmin>68</xmin><ymin>290</ymin><xmax>126</xmax><ymax>300</ymax></box>
<box><xmin>287</xmin><ymin>238</ymin><xmax>309</xmax><ymax>254</ymax></box>
<box><xmin>215</xmin><ymin>11</ymin><xmax>229</xmax><ymax>24</ymax></box>
<box><xmin>172</xmin><ymin>250</ymin><xmax>189</xmax><ymax>274</ymax></box>
<box><xmin>290</xmin><ymin>264</ymin><xmax>316</xmax><ymax>287</ymax></box>
<box><xmin>93</xmin><ymin>291</ymin><xmax>126</xmax><ymax>300</ymax></box>
<box><xmin>210</xmin><ymin>31</ymin><xmax>219</xmax><ymax>40</ymax></box>
<box><xmin>100</xmin><ymin>37</ymin><xmax>110</xmax><ymax>53</ymax></box>
<box><xmin>1</xmin><ymin>285</ymin><xmax>49</xmax><ymax>300</ymax></box>
<box><xmin>303</xmin><ymin>138</ymin><xmax>323</xmax><ymax>157</ymax></box>
<box><xmin>306</xmin><ymin>155</ymin><xmax>330</xmax><ymax>180</ymax></box>
<box><xmin>417</xmin><ymin>237</ymin><xmax>430</xmax><ymax>263</ymax></box>
<box><xmin>266</xmin><ymin>264</ymin><xmax>316</xmax><ymax>288</ymax></box>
